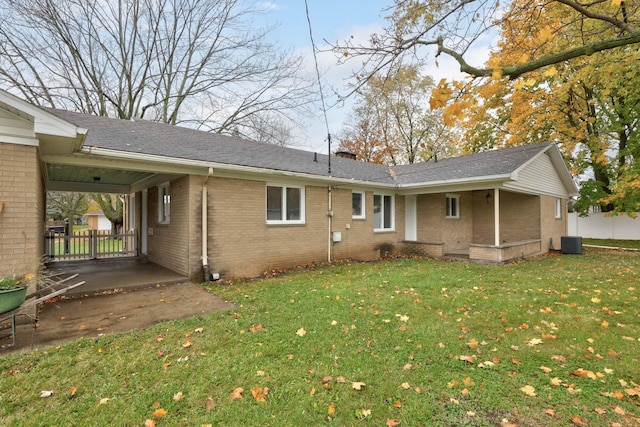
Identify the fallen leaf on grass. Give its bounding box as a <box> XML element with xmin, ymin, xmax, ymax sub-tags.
<box><xmin>40</xmin><ymin>390</ymin><xmax>53</xmax><ymax>398</ymax></box>
<box><xmin>571</xmin><ymin>368</ymin><xmax>597</xmax><ymax>379</ymax></box>
<box><xmin>249</xmin><ymin>324</ymin><xmax>263</xmax><ymax>333</ymax></box>
<box><xmin>97</xmin><ymin>397</ymin><xmax>110</xmax><ymax>406</ymax></box>
<box><xmin>296</xmin><ymin>328</ymin><xmax>307</xmax><ymax>337</ymax></box>
<box><xmin>545</xmin><ymin>408</ymin><xmax>555</xmax><ymax>417</ymax></box>
<box><xmin>173</xmin><ymin>391</ymin><xmax>184</xmax><ymax>401</ymax></box>
<box><xmin>356</xmin><ymin>408</ymin><xmax>371</xmax><ymax>419</ymax></box>
<box><xmin>328</xmin><ymin>403</ymin><xmax>336</xmax><ymax>415</ymax></box>
<box><xmin>231</xmin><ymin>387</ymin><xmax>244</xmax><ymax>400</ymax></box>
<box><xmin>352</xmin><ymin>381</ymin><xmax>366</xmax><ymax>390</ymax></box>
<box><xmin>459</xmin><ymin>355</ymin><xmax>475</xmax><ymax>363</ymax></box>
<box><xmin>182</xmin><ymin>340</ymin><xmax>192</xmax><ymax>348</ymax></box>
<box><xmin>151</xmin><ymin>408</ymin><xmax>167</xmax><ymax>417</ymax></box>
<box><xmin>570</xmin><ymin>414</ymin><xmax>586</xmax><ymax>425</ymax></box>
<box><xmin>194</xmin><ymin>327</ymin><xmax>204</xmax><ymax>333</ymax></box>
<box><xmin>520</xmin><ymin>385</ymin><xmax>536</xmax><ymax>396</ymax></box>
<box><xmin>251</xmin><ymin>385</ymin><xmax>268</xmax><ymax>402</ymax></box>
<box><xmin>527</xmin><ymin>338</ymin><xmax>543</xmax><ymax>346</ymax></box>
<box><xmin>205</xmin><ymin>397</ymin><xmax>216</xmax><ymax>411</ymax></box>
<box><xmin>145</xmin><ymin>420</ymin><xmax>156</xmax><ymax>427</ymax></box>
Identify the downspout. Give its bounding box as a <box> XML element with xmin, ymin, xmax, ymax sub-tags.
<box><xmin>202</xmin><ymin>167</ymin><xmax>214</xmax><ymax>282</ymax></box>
<box><xmin>328</xmin><ymin>186</ymin><xmax>333</xmax><ymax>263</ymax></box>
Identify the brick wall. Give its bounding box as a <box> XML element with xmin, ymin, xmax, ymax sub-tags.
<box><xmin>540</xmin><ymin>195</ymin><xmax>566</xmax><ymax>252</ymax></box>
<box><xmin>0</xmin><ymin>142</ymin><xmax>44</xmax><ymax>278</ymax></box>
<box><xmin>146</xmin><ymin>175</ymin><xmax>196</xmax><ymax>277</ymax></box>
<box><xmin>207</xmin><ymin>178</ymin><xmax>404</xmax><ymax>278</ymax></box>
<box><xmin>416</xmin><ymin>192</ymin><xmax>473</xmax><ymax>252</ymax></box>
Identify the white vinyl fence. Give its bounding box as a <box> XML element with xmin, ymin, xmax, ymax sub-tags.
<box><xmin>567</xmin><ymin>212</ymin><xmax>640</xmax><ymax>240</ymax></box>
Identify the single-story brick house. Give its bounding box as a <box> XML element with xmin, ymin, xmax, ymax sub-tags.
<box><xmin>0</xmin><ymin>89</ymin><xmax>578</xmax><ymax>280</ymax></box>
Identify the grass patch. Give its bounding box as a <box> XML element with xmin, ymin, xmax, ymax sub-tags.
<box><xmin>583</xmin><ymin>238</ymin><xmax>640</xmax><ymax>250</ymax></box>
<box><xmin>1</xmin><ymin>250</ymin><xmax>639</xmax><ymax>426</ymax></box>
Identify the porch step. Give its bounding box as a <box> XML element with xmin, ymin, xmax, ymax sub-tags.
<box><xmin>443</xmin><ymin>250</ymin><xmax>470</xmax><ymax>261</ymax></box>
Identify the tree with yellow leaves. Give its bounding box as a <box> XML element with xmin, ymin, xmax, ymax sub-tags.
<box><xmin>336</xmin><ymin>0</ymin><xmax>639</xmax><ymax>213</ymax></box>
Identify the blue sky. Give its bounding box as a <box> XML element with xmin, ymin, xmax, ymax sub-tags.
<box><xmin>255</xmin><ymin>0</ymin><xmax>396</xmax><ymax>152</ymax></box>
<box><xmin>255</xmin><ymin>1</ymin><xmax>489</xmax><ymax>152</ymax></box>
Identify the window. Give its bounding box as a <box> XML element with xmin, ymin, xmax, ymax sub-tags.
<box><xmin>373</xmin><ymin>194</ymin><xmax>394</xmax><ymax>231</ymax></box>
<box><xmin>352</xmin><ymin>192</ymin><xmax>365</xmax><ymax>219</ymax></box>
<box><xmin>446</xmin><ymin>194</ymin><xmax>460</xmax><ymax>219</ymax></box>
<box><xmin>555</xmin><ymin>198</ymin><xmax>562</xmax><ymax>219</ymax></box>
<box><xmin>158</xmin><ymin>183</ymin><xmax>170</xmax><ymax>224</ymax></box>
<box><xmin>266</xmin><ymin>185</ymin><xmax>305</xmax><ymax>224</ymax></box>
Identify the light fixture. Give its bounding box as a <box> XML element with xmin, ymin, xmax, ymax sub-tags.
<box><xmin>485</xmin><ymin>191</ymin><xmax>492</xmax><ymax>204</ymax></box>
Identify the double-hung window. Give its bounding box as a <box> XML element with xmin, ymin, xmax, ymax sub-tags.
<box><xmin>373</xmin><ymin>194</ymin><xmax>394</xmax><ymax>231</ymax></box>
<box><xmin>352</xmin><ymin>192</ymin><xmax>365</xmax><ymax>219</ymax></box>
<box><xmin>158</xmin><ymin>183</ymin><xmax>170</xmax><ymax>224</ymax></box>
<box><xmin>266</xmin><ymin>185</ymin><xmax>305</xmax><ymax>224</ymax></box>
<box><xmin>445</xmin><ymin>194</ymin><xmax>460</xmax><ymax>219</ymax></box>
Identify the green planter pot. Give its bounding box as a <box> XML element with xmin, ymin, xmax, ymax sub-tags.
<box><xmin>0</xmin><ymin>286</ymin><xmax>27</xmax><ymax>314</ymax></box>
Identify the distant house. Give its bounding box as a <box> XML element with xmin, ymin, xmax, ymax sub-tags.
<box><xmin>0</xmin><ymin>89</ymin><xmax>578</xmax><ymax>280</ymax></box>
<box><xmin>83</xmin><ymin>209</ymin><xmax>112</xmax><ymax>231</ymax></box>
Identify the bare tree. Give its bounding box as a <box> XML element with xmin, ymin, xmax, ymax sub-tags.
<box><xmin>0</xmin><ymin>0</ymin><xmax>316</xmax><ymax>142</ymax></box>
<box><xmin>338</xmin><ymin>65</ymin><xmax>456</xmax><ymax>165</ymax></box>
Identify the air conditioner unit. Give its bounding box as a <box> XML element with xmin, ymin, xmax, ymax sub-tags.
<box><xmin>561</xmin><ymin>236</ymin><xmax>582</xmax><ymax>254</ymax></box>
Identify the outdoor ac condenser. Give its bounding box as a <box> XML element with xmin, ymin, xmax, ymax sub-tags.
<box><xmin>561</xmin><ymin>236</ymin><xmax>583</xmax><ymax>254</ymax></box>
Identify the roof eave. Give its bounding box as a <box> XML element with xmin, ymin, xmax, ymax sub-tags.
<box><xmin>79</xmin><ymin>146</ymin><xmax>398</xmax><ymax>189</ymax></box>
<box><xmin>398</xmin><ymin>174</ymin><xmax>512</xmax><ymax>194</ymax></box>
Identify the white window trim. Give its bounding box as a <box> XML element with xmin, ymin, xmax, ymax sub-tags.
<box><xmin>373</xmin><ymin>193</ymin><xmax>395</xmax><ymax>232</ymax></box>
<box><xmin>265</xmin><ymin>184</ymin><xmax>306</xmax><ymax>225</ymax></box>
<box><xmin>555</xmin><ymin>198</ymin><xmax>562</xmax><ymax>219</ymax></box>
<box><xmin>445</xmin><ymin>194</ymin><xmax>460</xmax><ymax>219</ymax></box>
<box><xmin>352</xmin><ymin>191</ymin><xmax>366</xmax><ymax>219</ymax></box>
<box><xmin>157</xmin><ymin>183</ymin><xmax>170</xmax><ymax>225</ymax></box>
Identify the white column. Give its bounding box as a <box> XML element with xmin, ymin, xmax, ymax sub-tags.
<box><xmin>405</xmin><ymin>195</ymin><xmax>417</xmax><ymax>241</ymax></box>
<box><xmin>494</xmin><ymin>188</ymin><xmax>500</xmax><ymax>247</ymax></box>
<box><xmin>141</xmin><ymin>189</ymin><xmax>148</xmax><ymax>255</ymax></box>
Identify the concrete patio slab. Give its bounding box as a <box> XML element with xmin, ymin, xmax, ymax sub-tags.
<box><xmin>46</xmin><ymin>257</ymin><xmax>188</xmax><ymax>297</ymax></box>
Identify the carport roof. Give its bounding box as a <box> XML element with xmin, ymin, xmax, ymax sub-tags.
<box><xmin>44</xmin><ymin>108</ymin><xmax>564</xmax><ymax>190</ymax></box>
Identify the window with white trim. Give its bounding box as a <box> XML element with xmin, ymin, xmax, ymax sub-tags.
<box><xmin>555</xmin><ymin>198</ymin><xmax>562</xmax><ymax>219</ymax></box>
<box><xmin>158</xmin><ymin>183</ymin><xmax>170</xmax><ymax>224</ymax></box>
<box><xmin>373</xmin><ymin>194</ymin><xmax>394</xmax><ymax>231</ymax></box>
<box><xmin>266</xmin><ymin>185</ymin><xmax>305</xmax><ymax>224</ymax></box>
<box><xmin>352</xmin><ymin>192</ymin><xmax>365</xmax><ymax>219</ymax></box>
<box><xmin>445</xmin><ymin>194</ymin><xmax>460</xmax><ymax>219</ymax></box>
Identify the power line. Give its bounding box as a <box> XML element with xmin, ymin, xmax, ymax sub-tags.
<box><xmin>304</xmin><ymin>0</ymin><xmax>332</xmax><ymax>174</ymax></box>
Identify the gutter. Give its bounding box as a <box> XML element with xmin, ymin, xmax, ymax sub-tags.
<box><xmin>77</xmin><ymin>146</ymin><xmax>398</xmax><ymax>189</ymax></box>
<box><xmin>202</xmin><ymin>167</ymin><xmax>216</xmax><ymax>282</ymax></box>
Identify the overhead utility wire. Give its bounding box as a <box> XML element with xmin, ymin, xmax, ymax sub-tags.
<box><xmin>304</xmin><ymin>0</ymin><xmax>332</xmax><ymax>174</ymax></box>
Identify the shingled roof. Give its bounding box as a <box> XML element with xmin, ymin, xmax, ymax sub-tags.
<box><xmin>45</xmin><ymin>108</ymin><xmax>555</xmax><ymax>187</ymax></box>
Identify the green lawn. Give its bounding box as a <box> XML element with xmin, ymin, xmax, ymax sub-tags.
<box><xmin>1</xmin><ymin>249</ymin><xmax>639</xmax><ymax>426</ymax></box>
<box><xmin>583</xmin><ymin>238</ymin><xmax>640</xmax><ymax>250</ymax></box>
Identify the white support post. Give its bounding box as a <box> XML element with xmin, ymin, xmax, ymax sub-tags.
<box><xmin>494</xmin><ymin>188</ymin><xmax>500</xmax><ymax>247</ymax></box>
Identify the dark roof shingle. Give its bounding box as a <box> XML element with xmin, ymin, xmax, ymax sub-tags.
<box><xmin>45</xmin><ymin>108</ymin><xmax>551</xmax><ymax>186</ymax></box>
